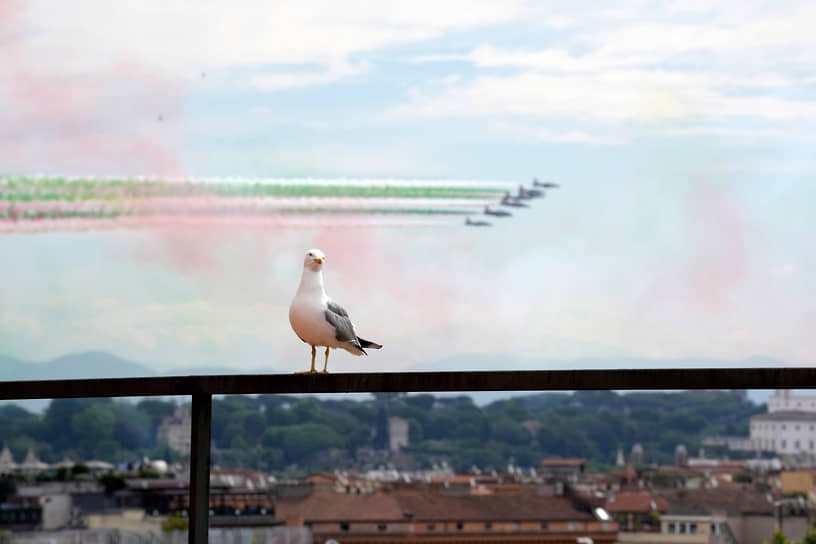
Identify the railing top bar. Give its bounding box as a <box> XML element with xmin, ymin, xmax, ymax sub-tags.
<box><xmin>0</xmin><ymin>367</ymin><xmax>814</xmax><ymax>400</ymax></box>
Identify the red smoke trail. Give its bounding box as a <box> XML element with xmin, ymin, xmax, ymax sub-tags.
<box><xmin>635</xmin><ymin>182</ymin><xmax>751</xmax><ymax>316</ymax></box>
<box><xmin>0</xmin><ymin>2</ymin><xmax>185</xmax><ymax>176</ymax></box>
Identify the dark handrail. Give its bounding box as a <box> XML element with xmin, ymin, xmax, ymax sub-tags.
<box><xmin>1</xmin><ymin>367</ymin><xmax>814</xmax><ymax>400</ymax></box>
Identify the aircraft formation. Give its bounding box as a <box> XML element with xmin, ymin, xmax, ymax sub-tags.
<box><xmin>464</xmin><ymin>178</ymin><xmax>559</xmax><ymax>227</ymax></box>
<box><xmin>0</xmin><ymin>175</ymin><xmax>558</xmax><ymax>234</ymax></box>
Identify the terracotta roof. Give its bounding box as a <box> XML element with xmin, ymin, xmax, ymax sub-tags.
<box><xmin>541</xmin><ymin>458</ymin><xmax>586</xmax><ymax>467</ymax></box>
<box><xmin>274</xmin><ymin>487</ymin><xmax>595</xmax><ymax>523</ymax></box>
<box><xmin>275</xmin><ymin>490</ymin><xmax>403</xmax><ymax>522</ymax></box>
<box><xmin>393</xmin><ymin>489</ymin><xmax>594</xmax><ymax>522</ymax></box>
<box><xmin>656</xmin><ymin>466</ymin><xmax>703</xmax><ymax>473</ymax></box>
<box><xmin>661</xmin><ymin>488</ymin><xmax>774</xmax><ymax>515</ymax></box>
<box><xmin>305</xmin><ymin>473</ymin><xmax>339</xmax><ymax>483</ymax></box>
<box><xmin>604</xmin><ymin>491</ymin><xmax>669</xmax><ymax>513</ymax></box>
<box><xmin>430</xmin><ymin>475</ymin><xmax>475</xmax><ymax>484</ymax></box>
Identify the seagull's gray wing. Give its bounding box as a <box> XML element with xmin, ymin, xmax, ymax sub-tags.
<box><xmin>325</xmin><ymin>300</ymin><xmax>363</xmax><ymax>348</ymax></box>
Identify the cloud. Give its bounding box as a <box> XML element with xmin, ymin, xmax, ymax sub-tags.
<box><xmin>247</xmin><ymin>59</ymin><xmax>369</xmax><ymax>92</ymax></box>
<box><xmin>16</xmin><ymin>0</ymin><xmax>526</xmax><ymax>76</ymax></box>
<box><xmin>393</xmin><ymin>3</ymin><xmax>816</xmax><ymax>130</ymax></box>
<box><xmin>490</xmin><ymin>121</ymin><xmax>617</xmax><ymax>145</ymax></box>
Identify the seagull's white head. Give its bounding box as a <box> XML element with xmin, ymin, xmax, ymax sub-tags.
<box><xmin>303</xmin><ymin>248</ymin><xmax>326</xmax><ymax>272</ymax></box>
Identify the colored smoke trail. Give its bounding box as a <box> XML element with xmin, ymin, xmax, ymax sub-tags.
<box><xmin>0</xmin><ymin>176</ymin><xmax>518</xmax><ymax>233</ymax></box>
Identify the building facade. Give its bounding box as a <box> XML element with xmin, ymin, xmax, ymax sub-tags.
<box><xmin>157</xmin><ymin>407</ymin><xmax>192</xmax><ymax>454</ymax></box>
<box><xmin>749</xmin><ymin>411</ymin><xmax>816</xmax><ymax>456</ymax></box>
<box><xmin>388</xmin><ymin>417</ymin><xmax>409</xmax><ymax>453</ymax></box>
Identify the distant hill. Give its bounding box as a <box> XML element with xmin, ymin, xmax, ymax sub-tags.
<box><xmin>0</xmin><ymin>351</ymin><xmax>280</xmax><ymax>382</ymax></box>
<box><xmin>0</xmin><ymin>351</ymin><xmax>155</xmax><ymax>381</ymax></box>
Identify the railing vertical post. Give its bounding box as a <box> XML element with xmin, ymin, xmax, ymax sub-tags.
<box><xmin>189</xmin><ymin>393</ymin><xmax>212</xmax><ymax>544</ymax></box>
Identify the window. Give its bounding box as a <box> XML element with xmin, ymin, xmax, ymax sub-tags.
<box><xmin>456</xmin><ymin>521</ymin><xmax>464</xmax><ymax>531</ymax></box>
<box><xmin>796</xmin><ymin>425</ymin><xmax>801</xmax><ymax>431</ymax></box>
<box><xmin>667</xmin><ymin>522</ymin><xmax>676</xmax><ymax>533</ymax></box>
<box><xmin>810</xmin><ymin>441</ymin><xmax>814</xmax><ymax>450</ymax></box>
<box><xmin>485</xmin><ymin>522</ymin><xmax>492</xmax><ymax>530</ymax></box>
<box><xmin>690</xmin><ymin>523</ymin><xmax>698</xmax><ymax>534</ymax></box>
<box><xmin>426</xmin><ymin>523</ymin><xmax>435</xmax><ymax>531</ymax></box>
<box><xmin>796</xmin><ymin>440</ymin><xmax>801</xmax><ymax>449</ymax></box>
<box><xmin>378</xmin><ymin>523</ymin><xmax>387</xmax><ymax>532</ymax></box>
<box><xmin>340</xmin><ymin>522</ymin><xmax>350</xmax><ymax>532</ymax></box>
<box><xmin>512</xmin><ymin>522</ymin><xmax>521</xmax><ymax>531</ymax></box>
<box><xmin>567</xmin><ymin>522</ymin><xmax>577</xmax><ymax>531</ymax></box>
<box><xmin>540</xmin><ymin>521</ymin><xmax>549</xmax><ymax>530</ymax></box>
<box><xmin>679</xmin><ymin>523</ymin><xmax>688</xmax><ymax>533</ymax></box>
<box><xmin>782</xmin><ymin>424</ymin><xmax>787</xmax><ymax>430</ymax></box>
<box><xmin>782</xmin><ymin>440</ymin><xmax>787</xmax><ymax>449</ymax></box>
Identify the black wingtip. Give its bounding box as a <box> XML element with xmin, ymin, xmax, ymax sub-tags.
<box><xmin>358</xmin><ymin>338</ymin><xmax>382</xmax><ymax>350</ymax></box>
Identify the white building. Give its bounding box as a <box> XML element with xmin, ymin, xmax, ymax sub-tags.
<box><xmin>768</xmin><ymin>390</ymin><xmax>816</xmax><ymax>413</ymax></box>
<box><xmin>0</xmin><ymin>445</ymin><xmax>17</xmax><ymax>475</ymax></box>
<box><xmin>750</xmin><ymin>411</ymin><xmax>816</xmax><ymax>456</ymax></box>
<box><xmin>388</xmin><ymin>416</ymin><xmax>409</xmax><ymax>453</ymax></box>
<box><xmin>157</xmin><ymin>407</ymin><xmax>192</xmax><ymax>454</ymax></box>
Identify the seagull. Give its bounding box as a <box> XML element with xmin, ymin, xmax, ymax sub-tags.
<box><xmin>289</xmin><ymin>249</ymin><xmax>382</xmax><ymax>373</ymax></box>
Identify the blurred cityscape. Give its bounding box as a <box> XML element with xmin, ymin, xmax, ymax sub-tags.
<box><xmin>3</xmin><ymin>389</ymin><xmax>816</xmax><ymax>543</ymax></box>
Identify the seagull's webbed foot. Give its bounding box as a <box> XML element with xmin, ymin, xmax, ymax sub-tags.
<box><xmin>295</xmin><ymin>346</ymin><xmax>318</xmax><ymax>374</ymax></box>
<box><xmin>321</xmin><ymin>347</ymin><xmax>330</xmax><ymax>373</ymax></box>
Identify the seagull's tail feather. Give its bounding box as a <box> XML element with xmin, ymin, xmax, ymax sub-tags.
<box><xmin>358</xmin><ymin>338</ymin><xmax>382</xmax><ymax>350</ymax></box>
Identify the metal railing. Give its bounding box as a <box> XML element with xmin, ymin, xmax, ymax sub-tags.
<box><xmin>2</xmin><ymin>366</ymin><xmax>814</xmax><ymax>543</ymax></box>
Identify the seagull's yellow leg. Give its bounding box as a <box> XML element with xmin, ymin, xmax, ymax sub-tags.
<box><xmin>295</xmin><ymin>345</ymin><xmax>317</xmax><ymax>374</ymax></box>
<box><xmin>321</xmin><ymin>347</ymin><xmax>330</xmax><ymax>373</ymax></box>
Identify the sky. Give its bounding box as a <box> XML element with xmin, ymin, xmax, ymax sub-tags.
<box><xmin>0</xmin><ymin>0</ymin><xmax>814</xmax><ymax>375</ymax></box>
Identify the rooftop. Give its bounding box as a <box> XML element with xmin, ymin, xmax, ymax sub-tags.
<box><xmin>604</xmin><ymin>491</ymin><xmax>669</xmax><ymax>513</ymax></box>
<box><xmin>751</xmin><ymin>410</ymin><xmax>816</xmax><ymax>422</ymax></box>
<box><xmin>274</xmin><ymin>486</ymin><xmax>596</xmax><ymax>523</ymax></box>
<box><xmin>541</xmin><ymin>458</ymin><xmax>586</xmax><ymax>467</ymax></box>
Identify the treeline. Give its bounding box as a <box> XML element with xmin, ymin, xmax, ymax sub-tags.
<box><xmin>0</xmin><ymin>390</ymin><xmax>764</xmax><ymax>473</ymax></box>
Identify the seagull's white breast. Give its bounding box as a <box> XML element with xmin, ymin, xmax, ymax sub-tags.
<box><xmin>289</xmin><ymin>292</ymin><xmax>340</xmax><ymax>348</ymax></box>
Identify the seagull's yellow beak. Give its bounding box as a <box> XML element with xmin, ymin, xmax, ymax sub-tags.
<box><xmin>313</xmin><ymin>257</ymin><xmax>324</xmax><ymax>264</ymax></box>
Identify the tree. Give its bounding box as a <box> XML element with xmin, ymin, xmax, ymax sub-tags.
<box><xmin>292</xmin><ymin>398</ymin><xmax>322</xmax><ymax>424</ymax></box>
<box><xmin>43</xmin><ymin>399</ymin><xmax>91</xmax><ymax>451</ymax></box>
<box><xmin>162</xmin><ymin>512</ymin><xmax>188</xmax><ymax>532</ymax></box>
<box><xmin>490</xmin><ymin>417</ymin><xmax>529</xmax><ymax>444</ymax></box>
<box><xmin>137</xmin><ymin>399</ymin><xmax>176</xmax><ymax>430</ymax></box>
<box><xmin>373</xmin><ymin>407</ymin><xmax>389</xmax><ymax>449</ymax></box>
<box><xmin>242</xmin><ymin>412</ymin><xmax>267</xmax><ymax>437</ymax></box>
<box><xmin>112</xmin><ymin>403</ymin><xmax>151</xmax><ymax>450</ymax></box>
<box><xmin>71</xmin><ymin>403</ymin><xmax>115</xmax><ymax>457</ymax></box>
<box><xmin>765</xmin><ymin>529</ymin><xmax>790</xmax><ymax>544</ymax></box>
<box><xmin>801</xmin><ymin>527</ymin><xmax>816</xmax><ymax>544</ymax></box>
<box><xmin>280</xmin><ymin>424</ymin><xmax>344</xmax><ymax>462</ymax></box>
<box><xmin>405</xmin><ymin>394</ymin><xmax>435</xmax><ymax>411</ymax></box>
